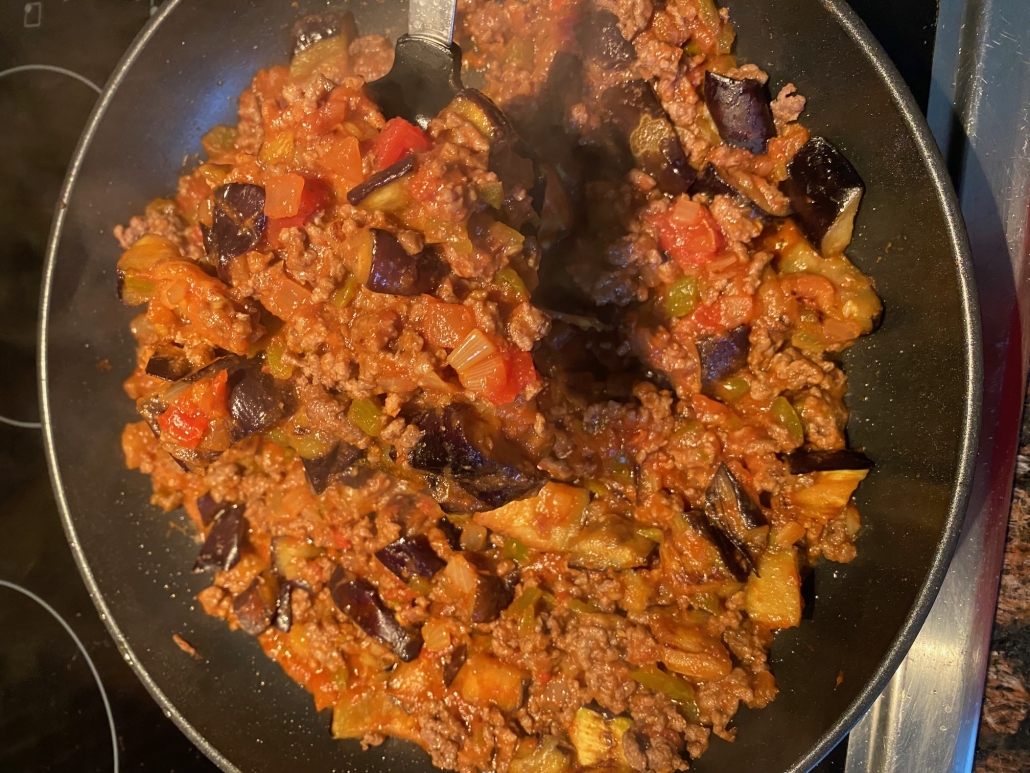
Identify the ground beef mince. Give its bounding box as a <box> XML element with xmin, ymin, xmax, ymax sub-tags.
<box><xmin>117</xmin><ymin>2</ymin><xmax>883</xmax><ymax>771</ymax></box>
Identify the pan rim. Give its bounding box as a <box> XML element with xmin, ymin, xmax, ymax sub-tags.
<box><xmin>36</xmin><ymin>0</ymin><xmax>983</xmax><ymax>771</ymax></box>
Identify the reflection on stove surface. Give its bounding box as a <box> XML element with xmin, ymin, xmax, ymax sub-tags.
<box><xmin>0</xmin><ymin>582</ymin><xmax>116</xmax><ymax>773</ymax></box>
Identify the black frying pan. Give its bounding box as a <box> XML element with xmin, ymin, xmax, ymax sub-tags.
<box><xmin>39</xmin><ymin>1</ymin><xmax>981</xmax><ymax>771</ymax></box>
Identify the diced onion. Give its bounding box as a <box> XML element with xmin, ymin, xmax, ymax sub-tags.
<box><xmin>447</xmin><ymin>329</ymin><xmax>506</xmax><ymax>395</ymax></box>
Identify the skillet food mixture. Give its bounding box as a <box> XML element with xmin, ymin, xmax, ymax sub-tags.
<box><xmin>117</xmin><ymin>1</ymin><xmax>883</xmax><ymax>771</ymax></box>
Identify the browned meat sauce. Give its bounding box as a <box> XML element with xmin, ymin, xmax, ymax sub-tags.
<box><xmin>117</xmin><ymin>1</ymin><xmax>882</xmax><ymax>771</ymax></box>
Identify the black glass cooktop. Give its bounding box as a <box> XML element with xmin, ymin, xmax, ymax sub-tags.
<box><xmin>0</xmin><ymin>1</ymin><xmax>938</xmax><ymax>771</ymax></box>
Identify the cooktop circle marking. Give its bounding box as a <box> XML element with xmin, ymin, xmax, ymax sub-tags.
<box><xmin>0</xmin><ymin>580</ymin><xmax>119</xmax><ymax>773</ymax></box>
<box><xmin>0</xmin><ymin>415</ymin><xmax>43</xmax><ymax>429</ymax></box>
<box><xmin>0</xmin><ymin>63</ymin><xmax>101</xmax><ymax>430</ymax></box>
<box><xmin>0</xmin><ymin>64</ymin><xmax>102</xmax><ymax>93</ymax></box>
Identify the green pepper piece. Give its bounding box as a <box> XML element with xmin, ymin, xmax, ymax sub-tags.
<box><xmin>348</xmin><ymin>398</ymin><xmax>383</xmax><ymax>438</ymax></box>
<box><xmin>664</xmin><ymin>277</ymin><xmax>699</xmax><ymax>318</ymax></box>
<box><xmin>631</xmin><ymin>664</ymin><xmax>700</xmax><ymax>722</ymax></box>
<box><xmin>771</xmin><ymin>396</ymin><xmax>805</xmax><ymax>445</ymax></box>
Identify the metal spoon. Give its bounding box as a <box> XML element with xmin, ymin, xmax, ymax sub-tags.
<box><xmin>367</xmin><ymin>0</ymin><xmax>463</xmax><ymax>128</ymax></box>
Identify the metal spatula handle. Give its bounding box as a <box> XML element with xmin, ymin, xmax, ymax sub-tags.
<box><xmin>408</xmin><ymin>0</ymin><xmax>456</xmax><ymax>46</ymax></box>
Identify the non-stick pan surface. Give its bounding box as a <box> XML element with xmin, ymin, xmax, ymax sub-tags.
<box><xmin>40</xmin><ymin>1</ymin><xmax>980</xmax><ymax>771</ymax></box>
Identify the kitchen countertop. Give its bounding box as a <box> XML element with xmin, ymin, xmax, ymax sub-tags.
<box><xmin>975</xmin><ymin>383</ymin><xmax>1030</xmax><ymax>772</ymax></box>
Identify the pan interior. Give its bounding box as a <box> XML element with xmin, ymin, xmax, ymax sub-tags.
<box><xmin>41</xmin><ymin>1</ymin><xmax>977</xmax><ymax>772</ymax></box>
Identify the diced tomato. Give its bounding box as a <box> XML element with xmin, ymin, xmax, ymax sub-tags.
<box><xmin>651</xmin><ymin>197</ymin><xmax>725</xmax><ymax>267</ymax></box>
<box><xmin>156</xmin><ymin>371</ymin><xmax>228</xmax><ymax>449</ymax></box>
<box><xmin>691</xmin><ymin>302</ymin><xmax>724</xmax><ymax>333</ymax></box>
<box><xmin>332</xmin><ymin>529</ymin><xmax>353</xmax><ymax>551</ymax></box>
<box><xmin>484</xmin><ymin>350</ymin><xmax>538</xmax><ymax>406</ymax></box>
<box><xmin>265</xmin><ymin>173</ymin><xmax>307</xmax><ymax>218</ymax></box>
<box><xmin>266</xmin><ymin>177</ymin><xmax>332</xmax><ymax>248</ymax></box>
<box><xmin>253</xmin><ymin>66</ymin><xmax>290</xmax><ymax>102</ymax></box>
<box><xmin>411</xmin><ymin>296</ymin><xmax>477</xmax><ymax>349</ymax></box>
<box><xmin>373</xmin><ymin>118</ymin><xmax>430</xmax><ymax>172</ymax></box>
<box><xmin>194</xmin><ymin>370</ymin><xmax>229</xmax><ymax>415</ymax></box>
<box><xmin>157</xmin><ymin>400</ymin><xmax>209</xmax><ymax>449</ymax></box>
<box><xmin>319</xmin><ymin>134</ymin><xmax>363</xmax><ymax>191</ymax></box>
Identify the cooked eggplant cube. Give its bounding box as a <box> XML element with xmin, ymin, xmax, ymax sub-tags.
<box><xmin>329</xmin><ymin>571</ymin><xmax>423</xmax><ymax>662</ymax></box>
<box><xmin>301</xmin><ymin>441</ymin><xmax>364</xmax><ymax>495</ymax></box>
<box><xmin>346</xmin><ymin>156</ymin><xmax>414</xmax><ymax>207</ymax></box>
<box><xmin>451</xmin><ymin>653</ymin><xmax>527</xmax><ymax>712</ymax></box>
<box><xmin>193</xmin><ymin>504</ymin><xmax>245</xmax><ymax>573</ymax></box>
<box><xmin>691</xmin><ymin>163</ymin><xmax>739</xmax><ymax>199</ymax></box>
<box><xmin>145</xmin><ymin>351</ymin><xmax>192</xmax><ymax>381</ymax></box>
<box><xmin>602</xmin><ymin>81</ymin><xmax>696</xmax><ymax>195</ymax></box>
<box><xmin>409</xmin><ymin>405</ymin><xmax>545</xmax><ymax>509</ymax></box>
<box><xmin>782</xmin><ymin>136</ymin><xmax>865</xmax><ymax>256</ymax></box>
<box><xmin>375</xmin><ymin>534</ymin><xmax>446</xmax><ymax>583</ymax></box>
<box><xmin>697</xmin><ymin>325</ymin><xmax>750</xmax><ymax>397</ymax></box>
<box><xmin>367</xmin><ymin>229</ymin><xmax>422</xmax><ymax>296</ymax></box>
<box><xmin>273</xmin><ymin>582</ymin><xmax>295</xmax><ymax>633</ymax></box>
<box><xmin>290</xmin><ymin>12</ymin><xmax>348</xmax><ymax>58</ymax></box>
<box><xmin>437</xmin><ymin>516</ymin><xmax>464</xmax><ymax>552</ymax></box>
<box><xmin>471</xmin><ymin>572</ymin><xmax>515</xmax><ymax>624</ymax></box>
<box><xmin>474</xmin><ymin>482</ymin><xmax>589</xmax><ymax>551</ymax></box>
<box><xmin>270</xmin><ymin>535</ymin><xmax>323</xmax><ymax>582</ymax></box>
<box><xmin>704</xmin><ymin>464</ymin><xmax>767</xmax><ymax>573</ymax></box>
<box><xmin>210</xmin><ymin>183</ymin><xmax>267</xmax><ymax>277</ymax></box>
<box><xmin>228</xmin><ymin>366</ymin><xmax>293</xmax><ymax>441</ymax></box>
<box><xmin>450</xmin><ymin>89</ymin><xmax>514</xmax><ymax>144</ymax></box>
<box><xmin>232</xmin><ymin>575</ymin><xmax>276</xmax><ymax>636</ymax></box>
<box><xmin>569</xmin><ymin>519</ymin><xmax>656</xmax><ymax>570</ymax></box>
<box><xmin>196</xmin><ymin>492</ymin><xmax>225</xmax><ymax>527</ymax></box>
<box><xmin>744</xmin><ymin>548</ymin><xmax>802</xmax><ymax>628</ymax></box>
<box><xmin>703</xmin><ymin>71</ymin><xmax>776</xmax><ymax>155</ymax></box>
<box><xmin>442</xmin><ymin>643</ymin><xmax>468</xmax><ymax>687</ymax></box>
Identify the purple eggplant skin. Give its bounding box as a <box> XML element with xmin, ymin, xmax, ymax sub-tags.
<box><xmin>602</xmin><ymin>81</ymin><xmax>696</xmax><ymax>195</ymax></box>
<box><xmin>196</xmin><ymin>492</ymin><xmax>225</xmax><ymax>527</ymax></box>
<box><xmin>193</xmin><ymin>503</ymin><xmax>246</xmax><ymax>573</ymax></box>
<box><xmin>781</xmin><ymin>136</ymin><xmax>865</xmax><ymax>256</ymax></box>
<box><xmin>301</xmin><ymin>441</ymin><xmax>364</xmax><ymax>495</ymax></box>
<box><xmin>367</xmin><ymin>229</ymin><xmax>421</xmax><ymax>296</ymax></box>
<box><xmin>442</xmin><ymin>643</ymin><xmax>468</xmax><ymax>686</ymax></box>
<box><xmin>703</xmin><ymin>72</ymin><xmax>776</xmax><ymax>156</ymax></box>
<box><xmin>471</xmin><ymin>572</ymin><xmax>515</xmax><ymax>624</ymax></box>
<box><xmin>691</xmin><ymin>163</ymin><xmax>739</xmax><ymax>199</ymax></box>
<box><xmin>232</xmin><ymin>575</ymin><xmax>276</xmax><ymax>636</ymax></box>
<box><xmin>437</xmin><ymin>517</ymin><xmax>464</xmax><ymax>551</ymax></box>
<box><xmin>458</xmin><ymin>89</ymin><xmax>516</xmax><ymax>143</ymax></box>
<box><xmin>787</xmin><ymin>448</ymin><xmax>873</xmax><ymax>475</ymax></box>
<box><xmin>691</xmin><ymin>164</ymin><xmax>777</xmax><ymax>221</ymax></box>
<box><xmin>686</xmin><ymin>511</ymin><xmax>749</xmax><ymax>582</ymax></box>
<box><xmin>575</xmin><ymin>9</ymin><xmax>635</xmax><ymax>66</ymax></box>
<box><xmin>375</xmin><ymin>534</ymin><xmax>446</xmax><ymax>583</ymax></box>
<box><xmin>704</xmin><ymin>464</ymin><xmax>767</xmax><ymax>574</ymax></box>
<box><xmin>409</xmin><ymin>405</ymin><xmax>546</xmax><ymax>509</ymax></box>
<box><xmin>210</xmin><ymin>184</ymin><xmax>267</xmax><ymax>278</ymax></box>
<box><xmin>145</xmin><ymin>351</ymin><xmax>192</xmax><ymax>381</ymax></box>
<box><xmin>228</xmin><ymin>367</ymin><xmax>294</xmax><ymax>441</ymax></box>
<box><xmin>273</xmin><ymin>582</ymin><xmax>295</xmax><ymax>633</ymax></box>
<box><xmin>328</xmin><ymin>570</ymin><xmax>423</xmax><ymax>662</ymax></box>
<box><xmin>415</xmin><ymin>249</ymin><xmax>450</xmax><ymax>294</ymax></box>
<box><xmin>697</xmin><ymin>325</ymin><xmax>750</xmax><ymax>397</ymax></box>
<box><xmin>346</xmin><ymin>156</ymin><xmax>414</xmax><ymax>207</ymax></box>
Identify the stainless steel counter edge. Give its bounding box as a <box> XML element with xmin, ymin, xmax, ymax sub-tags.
<box><xmin>845</xmin><ymin>1</ymin><xmax>1030</xmax><ymax>770</ymax></box>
